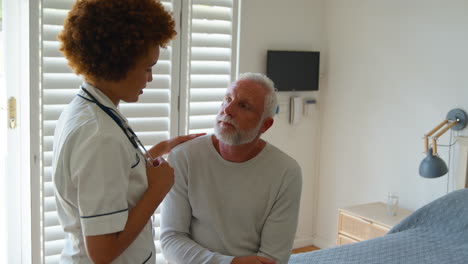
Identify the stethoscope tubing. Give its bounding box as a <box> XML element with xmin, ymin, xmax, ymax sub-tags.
<box><xmin>79</xmin><ymin>86</ymin><xmax>155</xmax><ymax>166</ymax></box>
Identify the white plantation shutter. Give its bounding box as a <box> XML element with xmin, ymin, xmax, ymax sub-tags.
<box><xmin>42</xmin><ymin>2</ymin><xmax>76</xmax><ymax>262</ymax></box>
<box><xmin>36</xmin><ymin>0</ymin><xmax>237</xmax><ymax>263</ymax></box>
<box><xmin>182</xmin><ymin>0</ymin><xmax>239</xmax><ymax>134</ymax></box>
<box><xmin>41</xmin><ymin>0</ymin><xmax>177</xmax><ymax>263</ymax></box>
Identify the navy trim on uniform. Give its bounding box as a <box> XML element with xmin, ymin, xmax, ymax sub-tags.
<box><xmin>131</xmin><ymin>153</ymin><xmax>140</xmax><ymax>168</ymax></box>
<box><xmin>77</xmin><ymin>94</ymin><xmax>94</xmax><ymax>102</ymax></box>
<box><xmin>142</xmin><ymin>251</ymin><xmax>153</xmax><ymax>264</ymax></box>
<box><xmin>80</xmin><ymin>208</ymin><xmax>128</xmax><ymax>219</ymax></box>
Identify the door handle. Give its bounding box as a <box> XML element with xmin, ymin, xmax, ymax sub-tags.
<box><xmin>8</xmin><ymin>97</ymin><xmax>17</xmax><ymax>129</ymax></box>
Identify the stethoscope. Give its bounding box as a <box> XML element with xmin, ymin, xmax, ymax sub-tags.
<box><xmin>78</xmin><ymin>86</ymin><xmax>155</xmax><ymax>167</ymax></box>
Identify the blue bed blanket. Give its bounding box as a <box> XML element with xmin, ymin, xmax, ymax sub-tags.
<box><xmin>289</xmin><ymin>188</ymin><xmax>468</xmax><ymax>264</ymax></box>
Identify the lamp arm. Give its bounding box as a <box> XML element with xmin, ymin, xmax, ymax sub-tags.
<box><xmin>424</xmin><ymin>120</ymin><xmax>448</xmax><ymax>153</ymax></box>
<box><xmin>425</xmin><ymin>120</ymin><xmax>449</xmax><ymax>137</ymax></box>
<box><xmin>430</xmin><ymin>120</ymin><xmax>458</xmax><ymax>156</ymax></box>
<box><xmin>433</xmin><ymin>120</ymin><xmax>458</xmax><ymax>140</ymax></box>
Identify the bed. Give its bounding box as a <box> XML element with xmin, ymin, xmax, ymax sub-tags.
<box><xmin>289</xmin><ymin>188</ymin><xmax>468</xmax><ymax>264</ymax></box>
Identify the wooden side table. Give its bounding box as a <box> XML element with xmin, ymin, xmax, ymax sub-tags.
<box><xmin>337</xmin><ymin>202</ymin><xmax>413</xmax><ymax>245</ymax></box>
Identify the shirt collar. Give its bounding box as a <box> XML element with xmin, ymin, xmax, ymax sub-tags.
<box><xmin>79</xmin><ymin>81</ymin><xmax>128</xmax><ymax>122</ymax></box>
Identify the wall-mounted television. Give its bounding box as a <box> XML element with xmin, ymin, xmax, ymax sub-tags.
<box><xmin>266</xmin><ymin>50</ymin><xmax>320</xmax><ymax>91</ymax></box>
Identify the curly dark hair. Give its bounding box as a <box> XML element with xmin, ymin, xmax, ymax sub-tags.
<box><xmin>58</xmin><ymin>0</ymin><xmax>176</xmax><ymax>81</ymax></box>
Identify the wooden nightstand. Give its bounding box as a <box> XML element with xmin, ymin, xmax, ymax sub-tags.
<box><xmin>337</xmin><ymin>202</ymin><xmax>413</xmax><ymax>246</ymax></box>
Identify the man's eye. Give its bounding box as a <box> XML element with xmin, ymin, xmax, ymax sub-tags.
<box><xmin>240</xmin><ymin>103</ymin><xmax>249</xmax><ymax>109</ymax></box>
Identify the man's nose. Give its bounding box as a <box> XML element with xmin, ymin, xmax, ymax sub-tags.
<box><xmin>223</xmin><ymin>101</ymin><xmax>235</xmax><ymax>116</ymax></box>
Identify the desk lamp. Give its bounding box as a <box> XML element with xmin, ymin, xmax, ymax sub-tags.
<box><xmin>419</xmin><ymin>108</ymin><xmax>467</xmax><ymax>178</ymax></box>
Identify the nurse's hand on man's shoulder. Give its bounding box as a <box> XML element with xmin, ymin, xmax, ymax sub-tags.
<box><xmin>148</xmin><ymin>133</ymin><xmax>206</xmax><ymax>158</ymax></box>
<box><xmin>146</xmin><ymin>157</ymin><xmax>174</xmax><ymax>196</ymax></box>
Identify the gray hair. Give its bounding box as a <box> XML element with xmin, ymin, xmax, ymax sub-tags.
<box><xmin>236</xmin><ymin>72</ymin><xmax>278</xmax><ymax>119</ymax></box>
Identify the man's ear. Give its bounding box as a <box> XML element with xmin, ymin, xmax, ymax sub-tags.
<box><xmin>260</xmin><ymin>117</ymin><xmax>274</xmax><ymax>134</ymax></box>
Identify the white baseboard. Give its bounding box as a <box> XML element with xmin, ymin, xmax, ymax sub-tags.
<box><xmin>292</xmin><ymin>237</ymin><xmax>316</xmax><ymax>249</ymax></box>
<box><xmin>293</xmin><ymin>235</ymin><xmax>337</xmax><ymax>250</ymax></box>
<box><xmin>310</xmin><ymin>235</ymin><xmax>336</xmax><ymax>249</ymax></box>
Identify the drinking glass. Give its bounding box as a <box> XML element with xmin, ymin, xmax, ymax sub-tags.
<box><xmin>387</xmin><ymin>192</ymin><xmax>399</xmax><ymax>216</ymax></box>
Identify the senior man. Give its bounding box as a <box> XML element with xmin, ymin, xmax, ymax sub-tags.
<box><xmin>160</xmin><ymin>73</ymin><xmax>302</xmax><ymax>264</ymax></box>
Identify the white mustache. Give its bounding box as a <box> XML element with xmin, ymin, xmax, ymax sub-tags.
<box><xmin>216</xmin><ymin>115</ymin><xmax>237</xmax><ymax>128</ymax></box>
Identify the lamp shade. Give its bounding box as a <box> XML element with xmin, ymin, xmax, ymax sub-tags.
<box><xmin>419</xmin><ymin>148</ymin><xmax>448</xmax><ymax>178</ymax></box>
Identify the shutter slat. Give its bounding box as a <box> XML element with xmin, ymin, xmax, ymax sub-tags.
<box><xmin>44</xmin><ymin>196</ymin><xmax>57</xmax><ymax>213</ymax></box>
<box><xmin>192</xmin><ymin>33</ymin><xmax>232</xmax><ymax>48</ymax></box>
<box><xmin>192</xmin><ymin>47</ymin><xmax>231</xmax><ymax>61</ymax></box>
<box><xmin>45</xmin><ymin>211</ymin><xmax>61</xmax><ymax>227</ymax></box>
<box><xmin>190</xmin><ymin>102</ymin><xmax>221</xmax><ymax>116</ymax></box>
<box><xmin>193</xmin><ymin>0</ymin><xmax>233</xmax><ymax>8</ymax></box>
<box><xmin>42</xmin><ymin>60</ymin><xmax>171</xmax><ymax>75</ymax></box>
<box><xmin>190</xmin><ymin>88</ymin><xmax>226</xmax><ymax>102</ymax></box>
<box><xmin>191</xmin><ymin>61</ymin><xmax>230</xmax><ymax>75</ymax></box>
<box><xmin>44</xmin><ymin>41</ymin><xmax>62</xmax><ymax>57</ymax></box>
<box><xmin>153</xmin><ymin>61</ymin><xmax>171</xmax><ymax>75</ymax></box>
<box><xmin>43</xmin><ymin>89</ymin><xmax>170</xmax><ymax>105</ymax></box>
<box><xmin>134</xmin><ymin>90</ymin><xmax>170</xmax><ymax>104</ymax></box>
<box><xmin>119</xmin><ymin>104</ymin><xmax>170</xmax><ymax>118</ymax></box>
<box><xmin>44</xmin><ymin>104</ymin><xmax>170</xmax><ymax>121</ymax></box>
<box><xmin>44</xmin><ymin>0</ymin><xmax>173</xmax><ymax>12</ymax></box>
<box><xmin>43</xmin><ymin>57</ymin><xmax>73</xmax><ymax>74</ymax></box>
<box><xmin>190</xmin><ymin>75</ymin><xmax>230</xmax><ymax>88</ymax></box>
<box><xmin>127</xmin><ymin>118</ymin><xmax>169</xmax><ymax>132</ymax></box>
<box><xmin>43</xmin><ymin>74</ymin><xmax>82</xmax><ymax>89</ymax></box>
<box><xmin>189</xmin><ymin>115</ymin><xmax>216</xmax><ymax>130</ymax></box>
<box><xmin>45</xmin><ymin>226</ymin><xmax>66</xmax><ymax>241</ymax></box>
<box><xmin>44</xmin><ymin>0</ymin><xmax>75</xmax><ymax>10</ymax></box>
<box><xmin>44</xmin><ymin>182</ymin><xmax>55</xmax><ymax>198</ymax></box>
<box><xmin>45</xmin><ymin>254</ymin><xmax>61</xmax><ymax>264</ymax></box>
<box><xmin>144</xmin><ymin>75</ymin><xmax>171</xmax><ymax>89</ymax></box>
<box><xmin>192</xmin><ymin>19</ymin><xmax>231</xmax><ymax>34</ymax></box>
<box><xmin>43</xmin><ymin>121</ymin><xmax>55</xmax><ymax>137</ymax></box>
<box><xmin>43</xmin><ymin>74</ymin><xmax>171</xmax><ymax>90</ymax></box>
<box><xmin>44</xmin><ymin>167</ymin><xmax>53</xmax><ymax>182</ymax></box>
<box><xmin>44</xmin><ymin>105</ymin><xmax>67</xmax><ymax>120</ymax></box>
<box><xmin>192</xmin><ymin>5</ymin><xmax>232</xmax><ymax>21</ymax></box>
<box><xmin>134</xmin><ymin>131</ymin><xmax>170</xmax><ymax>147</ymax></box>
<box><xmin>43</xmin><ymin>8</ymin><xmax>69</xmax><ymax>26</ymax></box>
<box><xmin>44</xmin><ymin>137</ymin><xmax>54</xmax><ymax>152</ymax></box>
<box><xmin>43</xmin><ymin>25</ymin><xmax>63</xmax><ymax>41</ymax></box>
<box><xmin>43</xmin><ymin>89</ymin><xmax>78</xmax><ymax>105</ymax></box>
<box><xmin>44</xmin><ymin>239</ymin><xmax>65</xmax><ymax>256</ymax></box>
<box><xmin>44</xmin><ymin>152</ymin><xmax>53</xmax><ymax>167</ymax></box>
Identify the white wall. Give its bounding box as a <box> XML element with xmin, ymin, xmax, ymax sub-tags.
<box><xmin>238</xmin><ymin>0</ymin><xmax>327</xmax><ymax>248</ymax></box>
<box><xmin>315</xmin><ymin>0</ymin><xmax>468</xmax><ymax>248</ymax></box>
<box><xmin>239</xmin><ymin>0</ymin><xmax>468</xmax><ymax>250</ymax></box>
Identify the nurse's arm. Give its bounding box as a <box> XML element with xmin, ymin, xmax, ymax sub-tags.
<box><xmin>148</xmin><ymin>133</ymin><xmax>205</xmax><ymax>158</ymax></box>
<box><xmin>85</xmin><ymin>161</ymin><xmax>174</xmax><ymax>263</ymax></box>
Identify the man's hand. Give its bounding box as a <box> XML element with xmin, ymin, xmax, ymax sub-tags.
<box><xmin>231</xmin><ymin>256</ymin><xmax>276</xmax><ymax>264</ymax></box>
<box><xmin>148</xmin><ymin>133</ymin><xmax>205</xmax><ymax>158</ymax></box>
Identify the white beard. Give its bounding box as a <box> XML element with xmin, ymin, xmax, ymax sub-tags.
<box><xmin>214</xmin><ymin>115</ymin><xmax>262</xmax><ymax>145</ymax></box>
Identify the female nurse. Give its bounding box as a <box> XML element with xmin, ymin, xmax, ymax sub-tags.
<box><xmin>52</xmin><ymin>0</ymin><xmax>201</xmax><ymax>263</ymax></box>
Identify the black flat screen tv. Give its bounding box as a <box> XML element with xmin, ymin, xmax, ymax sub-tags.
<box><xmin>267</xmin><ymin>50</ymin><xmax>320</xmax><ymax>91</ymax></box>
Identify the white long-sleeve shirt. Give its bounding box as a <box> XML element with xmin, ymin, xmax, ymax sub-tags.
<box><xmin>160</xmin><ymin>135</ymin><xmax>302</xmax><ymax>264</ymax></box>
